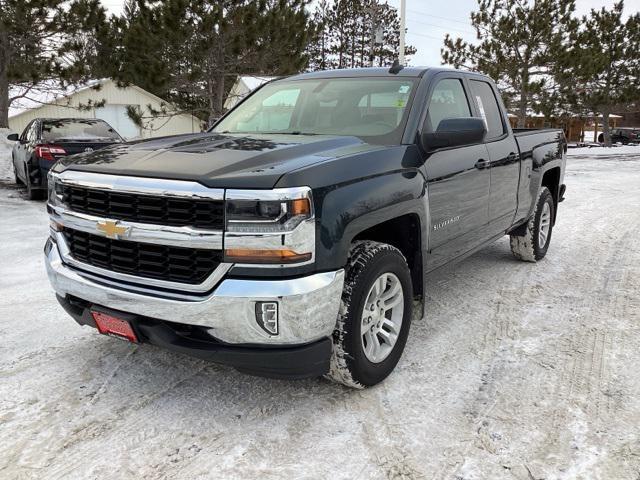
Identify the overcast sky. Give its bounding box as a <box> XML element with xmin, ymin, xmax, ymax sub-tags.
<box><xmin>99</xmin><ymin>0</ymin><xmax>640</xmax><ymax>67</ymax></box>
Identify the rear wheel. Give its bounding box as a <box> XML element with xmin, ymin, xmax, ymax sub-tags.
<box><xmin>510</xmin><ymin>187</ymin><xmax>554</xmax><ymax>262</ymax></box>
<box><xmin>326</xmin><ymin>241</ymin><xmax>412</xmax><ymax>388</ymax></box>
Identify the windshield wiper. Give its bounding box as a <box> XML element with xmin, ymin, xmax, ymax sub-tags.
<box><xmin>217</xmin><ymin>130</ymin><xmax>321</xmax><ymax>136</ymax></box>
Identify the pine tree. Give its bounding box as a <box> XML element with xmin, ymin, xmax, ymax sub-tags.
<box><xmin>0</xmin><ymin>0</ymin><xmax>110</xmax><ymax>128</ymax></box>
<box><xmin>114</xmin><ymin>0</ymin><xmax>315</xmax><ymax>124</ymax></box>
<box><xmin>306</xmin><ymin>0</ymin><xmax>414</xmax><ymax>71</ymax></box>
<box><xmin>307</xmin><ymin>0</ymin><xmax>332</xmax><ymax>70</ymax></box>
<box><xmin>442</xmin><ymin>0</ymin><xmax>577</xmax><ymax>128</ymax></box>
<box><xmin>554</xmin><ymin>1</ymin><xmax>640</xmax><ymax>146</ymax></box>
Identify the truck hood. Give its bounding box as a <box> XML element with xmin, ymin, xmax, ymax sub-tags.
<box><xmin>54</xmin><ymin>132</ymin><xmax>382</xmax><ymax>189</ymax></box>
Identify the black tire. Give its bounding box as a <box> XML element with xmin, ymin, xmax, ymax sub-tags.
<box><xmin>24</xmin><ymin>165</ymin><xmax>43</xmax><ymax>200</ymax></box>
<box><xmin>326</xmin><ymin>241</ymin><xmax>413</xmax><ymax>388</ymax></box>
<box><xmin>11</xmin><ymin>153</ymin><xmax>22</xmax><ymax>185</ymax></box>
<box><xmin>509</xmin><ymin>187</ymin><xmax>555</xmax><ymax>262</ymax></box>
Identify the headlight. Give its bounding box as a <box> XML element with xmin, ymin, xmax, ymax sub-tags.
<box><xmin>226</xmin><ymin>198</ymin><xmax>311</xmax><ymax>233</ymax></box>
<box><xmin>224</xmin><ymin>187</ymin><xmax>315</xmax><ymax>265</ymax></box>
<box><xmin>47</xmin><ymin>172</ymin><xmax>64</xmax><ymax>207</ymax></box>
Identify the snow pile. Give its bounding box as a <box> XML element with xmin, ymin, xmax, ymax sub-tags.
<box><xmin>0</xmin><ymin>129</ymin><xmax>14</xmax><ymax>181</ymax></box>
<box><xmin>567</xmin><ymin>145</ymin><xmax>640</xmax><ymax>156</ymax></box>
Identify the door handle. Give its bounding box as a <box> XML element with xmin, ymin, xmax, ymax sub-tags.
<box><xmin>507</xmin><ymin>152</ymin><xmax>519</xmax><ymax>162</ymax></box>
<box><xmin>475</xmin><ymin>158</ymin><xmax>490</xmax><ymax>170</ymax></box>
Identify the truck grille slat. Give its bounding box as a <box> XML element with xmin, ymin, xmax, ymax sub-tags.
<box><xmin>61</xmin><ymin>185</ymin><xmax>224</xmax><ymax>230</ymax></box>
<box><xmin>63</xmin><ymin>229</ymin><xmax>221</xmax><ymax>284</ymax></box>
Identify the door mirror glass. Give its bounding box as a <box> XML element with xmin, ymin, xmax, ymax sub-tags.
<box><xmin>420</xmin><ymin>117</ymin><xmax>486</xmax><ymax>151</ymax></box>
<box><xmin>7</xmin><ymin>133</ymin><xmax>19</xmax><ymax>142</ymax></box>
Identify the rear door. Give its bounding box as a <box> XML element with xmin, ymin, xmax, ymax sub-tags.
<box><xmin>421</xmin><ymin>75</ymin><xmax>491</xmax><ymax>270</ymax></box>
<box><xmin>468</xmin><ymin>78</ymin><xmax>521</xmax><ymax>233</ymax></box>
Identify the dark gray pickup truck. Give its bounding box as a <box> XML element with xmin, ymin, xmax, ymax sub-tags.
<box><xmin>45</xmin><ymin>67</ymin><xmax>566</xmax><ymax>388</ymax></box>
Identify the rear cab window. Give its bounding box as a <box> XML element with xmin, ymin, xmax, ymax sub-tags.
<box><xmin>469</xmin><ymin>80</ymin><xmax>506</xmax><ymax>140</ymax></box>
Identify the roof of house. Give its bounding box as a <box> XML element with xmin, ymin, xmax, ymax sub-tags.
<box><xmin>8</xmin><ymin>79</ymin><xmax>194</xmax><ymax>121</ymax></box>
<box><xmin>9</xmin><ymin>79</ymin><xmax>106</xmax><ymax>118</ymax></box>
<box><xmin>224</xmin><ymin>75</ymin><xmax>277</xmax><ymax>110</ymax></box>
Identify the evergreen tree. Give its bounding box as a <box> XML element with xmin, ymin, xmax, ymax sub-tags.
<box><xmin>114</xmin><ymin>0</ymin><xmax>315</xmax><ymax>124</ymax></box>
<box><xmin>0</xmin><ymin>0</ymin><xmax>110</xmax><ymax>128</ymax></box>
<box><xmin>306</xmin><ymin>0</ymin><xmax>415</xmax><ymax>71</ymax></box>
<box><xmin>307</xmin><ymin>0</ymin><xmax>332</xmax><ymax>70</ymax></box>
<box><xmin>554</xmin><ymin>1</ymin><xmax>640</xmax><ymax>146</ymax></box>
<box><xmin>442</xmin><ymin>0</ymin><xmax>577</xmax><ymax>128</ymax></box>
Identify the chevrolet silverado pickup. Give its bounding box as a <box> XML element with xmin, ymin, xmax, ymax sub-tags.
<box><xmin>45</xmin><ymin>67</ymin><xmax>567</xmax><ymax>388</ymax></box>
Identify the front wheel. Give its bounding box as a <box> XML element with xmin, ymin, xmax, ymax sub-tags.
<box><xmin>326</xmin><ymin>241</ymin><xmax>413</xmax><ymax>388</ymax></box>
<box><xmin>510</xmin><ymin>187</ymin><xmax>555</xmax><ymax>262</ymax></box>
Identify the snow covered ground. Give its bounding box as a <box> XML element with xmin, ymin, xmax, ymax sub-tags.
<box><xmin>0</xmin><ymin>129</ymin><xmax>15</xmax><ymax>181</ymax></box>
<box><xmin>568</xmin><ymin>144</ymin><xmax>640</xmax><ymax>157</ymax></box>
<box><xmin>1</xmin><ymin>153</ymin><xmax>639</xmax><ymax>479</ymax></box>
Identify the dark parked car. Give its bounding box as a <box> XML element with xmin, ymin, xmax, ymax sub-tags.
<box><xmin>45</xmin><ymin>67</ymin><xmax>566</xmax><ymax>387</ymax></box>
<box><xmin>7</xmin><ymin>118</ymin><xmax>123</xmax><ymax>199</ymax></box>
<box><xmin>597</xmin><ymin>127</ymin><xmax>640</xmax><ymax>144</ymax></box>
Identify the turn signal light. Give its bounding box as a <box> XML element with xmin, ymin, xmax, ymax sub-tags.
<box><xmin>290</xmin><ymin>198</ymin><xmax>311</xmax><ymax>216</ymax></box>
<box><xmin>224</xmin><ymin>248</ymin><xmax>312</xmax><ymax>264</ymax></box>
<box><xmin>49</xmin><ymin>220</ymin><xmax>64</xmax><ymax>232</ymax></box>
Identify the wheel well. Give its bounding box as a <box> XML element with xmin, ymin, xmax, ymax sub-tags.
<box><xmin>542</xmin><ymin>167</ymin><xmax>561</xmax><ymax>221</ymax></box>
<box><xmin>352</xmin><ymin>214</ymin><xmax>423</xmax><ymax>299</ymax></box>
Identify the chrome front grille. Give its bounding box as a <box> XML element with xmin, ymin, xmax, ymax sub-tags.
<box><xmin>49</xmin><ymin>171</ymin><xmax>229</xmax><ymax>292</ymax></box>
<box><xmin>61</xmin><ymin>184</ymin><xmax>225</xmax><ymax>230</ymax></box>
<box><xmin>63</xmin><ymin>228</ymin><xmax>222</xmax><ymax>285</ymax></box>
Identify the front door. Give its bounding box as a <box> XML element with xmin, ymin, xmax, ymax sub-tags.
<box><xmin>421</xmin><ymin>77</ymin><xmax>491</xmax><ymax>270</ymax></box>
<box><xmin>13</xmin><ymin>121</ymin><xmax>34</xmax><ymax>181</ymax></box>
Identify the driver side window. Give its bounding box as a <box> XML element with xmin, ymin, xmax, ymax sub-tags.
<box><xmin>426</xmin><ymin>79</ymin><xmax>471</xmax><ymax>131</ymax></box>
<box><xmin>27</xmin><ymin>122</ymin><xmax>38</xmax><ymax>142</ymax></box>
<box><xmin>20</xmin><ymin>121</ymin><xmax>34</xmax><ymax>142</ymax></box>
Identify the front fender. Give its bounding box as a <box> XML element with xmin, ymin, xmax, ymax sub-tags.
<box><xmin>314</xmin><ymin>169</ymin><xmax>428</xmax><ymax>270</ymax></box>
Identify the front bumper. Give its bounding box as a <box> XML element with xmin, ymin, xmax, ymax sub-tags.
<box><xmin>57</xmin><ymin>295</ymin><xmax>333</xmax><ymax>379</ymax></box>
<box><xmin>45</xmin><ymin>237</ymin><xmax>344</xmax><ymax>347</ymax></box>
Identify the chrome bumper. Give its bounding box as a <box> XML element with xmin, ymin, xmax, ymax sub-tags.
<box><xmin>45</xmin><ymin>239</ymin><xmax>344</xmax><ymax>345</ymax></box>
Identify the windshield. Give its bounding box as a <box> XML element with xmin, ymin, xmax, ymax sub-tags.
<box><xmin>41</xmin><ymin>119</ymin><xmax>123</xmax><ymax>143</ymax></box>
<box><xmin>213</xmin><ymin>77</ymin><xmax>417</xmax><ymax>144</ymax></box>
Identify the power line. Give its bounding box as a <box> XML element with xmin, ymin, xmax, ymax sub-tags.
<box><xmin>407</xmin><ymin>18</ymin><xmax>476</xmax><ymax>35</ymax></box>
<box><xmin>407</xmin><ymin>9</ymin><xmax>473</xmax><ymax>26</ymax></box>
<box><xmin>406</xmin><ymin>31</ymin><xmax>447</xmax><ymax>42</ymax></box>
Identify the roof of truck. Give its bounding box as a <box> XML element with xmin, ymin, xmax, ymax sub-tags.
<box><xmin>287</xmin><ymin>67</ymin><xmax>432</xmax><ymax>80</ymax></box>
<box><xmin>284</xmin><ymin>67</ymin><xmax>490</xmax><ymax>81</ymax></box>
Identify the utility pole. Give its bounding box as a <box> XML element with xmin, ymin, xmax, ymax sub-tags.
<box><xmin>399</xmin><ymin>0</ymin><xmax>406</xmax><ymax>65</ymax></box>
<box><xmin>367</xmin><ymin>4</ymin><xmax>379</xmax><ymax>67</ymax></box>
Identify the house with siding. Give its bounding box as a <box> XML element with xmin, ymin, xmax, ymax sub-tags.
<box><xmin>8</xmin><ymin>79</ymin><xmax>202</xmax><ymax>140</ymax></box>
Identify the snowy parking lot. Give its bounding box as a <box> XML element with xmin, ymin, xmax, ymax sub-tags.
<box><xmin>1</xmin><ymin>151</ymin><xmax>639</xmax><ymax>479</ymax></box>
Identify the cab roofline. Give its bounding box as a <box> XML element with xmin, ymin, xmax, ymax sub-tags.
<box><xmin>284</xmin><ymin>67</ymin><xmax>435</xmax><ymax>80</ymax></box>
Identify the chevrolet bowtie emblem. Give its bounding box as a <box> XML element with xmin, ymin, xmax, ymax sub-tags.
<box><xmin>96</xmin><ymin>220</ymin><xmax>130</xmax><ymax>239</ymax></box>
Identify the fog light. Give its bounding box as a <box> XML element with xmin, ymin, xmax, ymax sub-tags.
<box><xmin>255</xmin><ymin>301</ymin><xmax>278</xmax><ymax>335</ymax></box>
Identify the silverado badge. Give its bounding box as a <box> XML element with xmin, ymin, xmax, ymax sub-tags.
<box><xmin>97</xmin><ymin>220</ymin><xmax>130</xmax><ymax>240</ymax></box>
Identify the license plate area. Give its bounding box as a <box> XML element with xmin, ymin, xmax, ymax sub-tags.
<box><xmin>92</xmin><ymin>310</ymin><xmax>138</xmax><ymax>343</ymax></box>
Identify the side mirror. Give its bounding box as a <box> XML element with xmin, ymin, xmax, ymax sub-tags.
<box><xmin>420</xmin><ymin>117</ymin><xmax>486</xmax><ymax>151</ymax></box>
<box><xmin>7</xmin><ymin>133</ymin><xmax>19</xmax><ymax>142</ymax></box>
